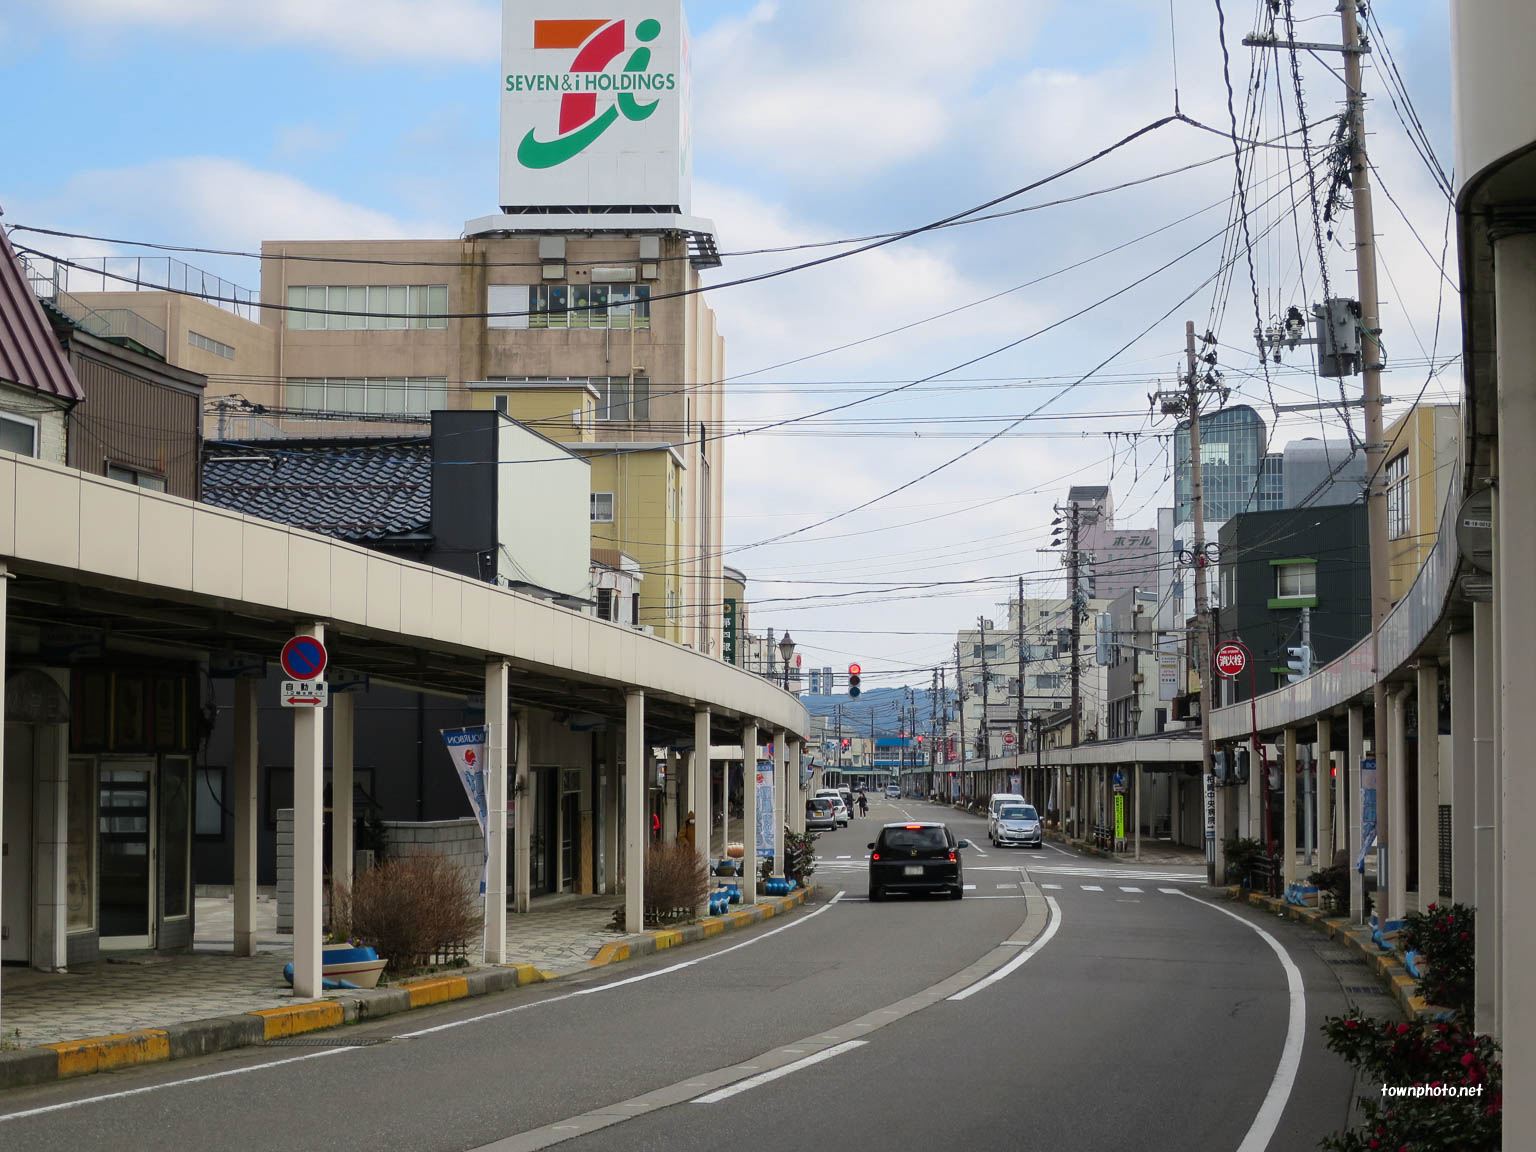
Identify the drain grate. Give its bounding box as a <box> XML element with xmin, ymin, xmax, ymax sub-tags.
<box><xmin>1342</xmin><ymin>985</ymin><xmax>1389</xmax><ymax>995</ymax></box>
<box><xmin>1325</xmin><ymin>957</ymin><xmax>1367</xmax><ymax>966</ymax></box>
<box><xmin>262</xmin><ymin>1036</ymin><xmax>390</xmax><ymax>1047</ymax></box>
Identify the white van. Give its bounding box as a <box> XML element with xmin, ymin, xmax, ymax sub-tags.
<box><xmin>987</xmin><ymin>792</ymin><xmax>1027</xmax><ymax>838</ymax></box>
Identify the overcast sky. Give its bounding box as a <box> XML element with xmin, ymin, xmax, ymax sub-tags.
<box><xmin>1</xmin><ymin>0</ymin><xmax>1457</xmax><ymax>699</ymax></box>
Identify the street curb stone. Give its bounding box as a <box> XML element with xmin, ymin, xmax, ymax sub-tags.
<box><xmin>0</xmin><ymin>885</ymin><xmax>814</xmax><ymax>1092</ymax></box>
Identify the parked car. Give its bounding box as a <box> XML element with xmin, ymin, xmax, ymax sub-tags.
<box><xmin>986</xmin><ymin>793</ymin><xmax>1027</xmax><ymax>837</ymax></box>
<box><xmin>991</xmin><ymin>803</ymin><xmax>1043</xmax><ymax>849</ymax></box>
<box><xmin>806</xmin><ymin>796</ymin><xmax>837</xmax><ymax>831</ymax></box>
<box><xmin>885</xmin><ymin>783</ymin><xmax>901</xmax><ymax>798</ymax></box>
<box><xmin>837</xmin><ymin>786</ymin><xmax>855</xmax><ymax>816</ymax></box>
<box><xmin>867</xmin><ymin>822</ymin><xmax>968</xmax><ymax>901</ymax></box>
<box><xmin>814</xmin><ymin>789</ymin><xmax>850</xmax><ymax>826</ymax></box>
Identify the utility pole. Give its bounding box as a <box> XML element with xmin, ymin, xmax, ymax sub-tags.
<box><xmin>1016</xmin><ymin>576</ymin><xmax>1027</xmax><ymax>799</ymax></box>
<box><xmin>938</xmin><ymin>664</ymin><xmax>948</xmax><ymax>799</ymax></box>
<box><xmin>1150</xmin><ymin>322</ymin><xmax>1219</xmax><ymax>880</ymax></box>
<box><xmin>977</xmin><ymin>615</ymin><xmax>991</xmax><ymax>764</ymax></box>
<box><xmin>955</xmin><ymin>640</ymin><xmax>967</xmax><ymax>803</ymax></box>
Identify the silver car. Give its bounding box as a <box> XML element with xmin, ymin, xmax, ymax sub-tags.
<box><xmin>806</xmin><ymin>796</ymin><xmax>838</xmax><ymax>831</ymax></box>
<box><xmin>991</xmin><ymin>804</ymin><xmax>1043</xmax><ymax>849</ymax></box>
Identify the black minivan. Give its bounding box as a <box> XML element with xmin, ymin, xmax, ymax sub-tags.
<box><xmin>867</xmin><ymin>822</ymin><xmax>968</xmax><ymax>901</ymax></box>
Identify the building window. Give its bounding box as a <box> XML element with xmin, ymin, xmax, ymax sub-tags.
<box><xmin>591</xmin><ymin>492</ymin><xmax>615</xmax><ymax>522</ymax></box>
<box><xmin>285</xmin><ymin>284</ymin><xmax>448</xmax><ymax>331</ymax></box>
<box><xmin>1386</xmin><ymin>451</ymin><xmax>1410</xmax><ymax>539</ymax></box>
<box><xmin>1274</xmin><ymin>562</ymin><xmax>1317</xmax><ymax>598</ymax></box>
<box><xmin>195</xmin><ymin>766</ymin><xmax>226</xmax><ymax>838</ymax></box>
<box><xmin>284</xmin><ymin>377</ymin><xmax>448</xmax><ymax>416</ymax></box>
<box><xmin>527</xmin><ymin>283</ymin><xmax>650</xmax><ymax>329</ymax></box>
<box><xmin>1033</xmin><ymin>673</ymin><xmax>1060</xmax><ymax>691</ymax></box>
<box><xmin>487</xmin><ymin>284</ymin><xmax>529</xmax><ymax>330</ymax></box>
<box><xmin>596</xmin><ymin>587</ymin><xmax>615</xmax><ymax>621</ymax></box>
<box><xmin>494</xmin><ymin>395</ymin><xmax>509</xmax><ymax>415</ymax></box>
<box><xmin>593</xmin><ymin>376</ymin><xmax>650</xmax><ymax>422</ymax></box>
<box><xmin>187</xmin><ymin>330</ymin><xmax>236</xmax><ymax>359</ymax></box>
<box><xmin>106</xmin><ymin>464</ymin><xmax>167</xmax><ymax>492</ymax></box>
<box><xmin>0</xmin><ymin>412</ymin><xmax>39</xmax><ymax>457</ymax></box>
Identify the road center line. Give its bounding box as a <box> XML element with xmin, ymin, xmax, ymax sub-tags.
<box><xmin>691</xmin><ymin>1041</ymin><xmax>867</xmax><ymax>1104</ymax></box>
<box><xmin>947</xmin><ymin>895</ymin><xmax>1062</xmax><ymax>1001</ymax></box>
<box><xmin>1170</xmin><ymin>891</ymin><xmax>1306</xmax><ymax>1152</ymax></box>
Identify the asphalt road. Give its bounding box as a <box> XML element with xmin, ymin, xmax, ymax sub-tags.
<box><xmin>0</xmin><ymin>797</ymin><xmax>1361</xmax><ymax>1152</ymax></box>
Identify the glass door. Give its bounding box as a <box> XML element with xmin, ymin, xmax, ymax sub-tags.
<box><xmin>99</xmin><ymin>759</ymin><xmax>155</xmax><ymax>947</ymax></box>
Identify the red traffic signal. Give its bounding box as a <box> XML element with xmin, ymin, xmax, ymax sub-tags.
<box><xmin>848</xmin><ymin>663</ymin><xmax>861</xmax><ymax>675</ymax></box>
<box><xmin>847</xmin><ymin>664</ymin><xmax>861</xmax><ymax>698</ymax></box>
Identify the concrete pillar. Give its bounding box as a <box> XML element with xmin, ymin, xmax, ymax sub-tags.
<box><xmin>1282</xmin><ymin>728</ymin><xmax>1297</xmax><ymax>890</ymax></box>
<box><xmin>1472</xmin><ymin>594</ymin><xmax>1497</xmax><ymax>1029</ymax></box>
<box><xmin>1317</xmin><ymin>719</ymin><xmax>1334</xmax><ymax>865</ymax></box>
<box><xmin>233</xmin><ymin>676</ymin><xmax>259</xmax><ymax>957</ymax></box>
<box><xmin>742</xmin><ymin>722</ymin><xmax>758</xmax><ymax>905</ymax></box>
<box><xmin>1496</xmin><ymin>232</ymin><xmax>1536</xmax><ymax>1101</ymax></box>
<box><xmin>330</xmin><ymin>691</ymin><xmax>354</xmax><ymax>898</ymax></box>
<box><xmin>483</xmin><ymin>661</ymin><xmax>508</xmax><ymax>963</ymax></box>
<box><xmin>789</xmin><ymin>738</ymin><xmax>803</xmax><ymax>836</ymax></box>
<box><xmin>773</xmin><ymin>730</ymin><xmax>787</xmax><ymax>877</ymax></box>
<box><xmin>1415</xmin><ymin>661</ymin><xmax>1441</xmax><ymax>912</ymax></box>
<box><xmin>693</xmin><ymin>709</ymin><xmax>711</xmax><ymax>915</ymax></box>
<box><xmin>1348</xmin><ymin>704</ymin><xmax>1365</xmax><ymax>924</ymax></box>
<box><xmin>662</xmin><ymin>751</ymin><xmax>679</xmax><ymax>842</ymax></box>
<box><xmin>291</xmin><ymin>622</ymin><xmax>325</xmax><ymax>1000</ymax></box>
<box><xmin>624</xmin><ymin>691</ymin><xmax>645</xmax><ymax>934</ymax></box>
<box><xmin>1387</xmin><ymin>687</ymin><xmax>1409</xmax><ymax>926</ymax></box>
<box><xmin>32</xmin><ymin>721</ymin><xmax>67</xmax><ymax>971</ymax></box>
<box><xmin>578</xmin><ymin>737</ymin><xmax>594</xmax><ymax>896</ymax></box>
<box><xmin>1248</xmin><ymin>738</ymin><xmax>1263</xmax><ymax>847</ymax></box>
<box><xmin>602</xmin><ymin>725</ymin><xmax>620</xmax><ymax>894</ymax></box>
<box><xmin>514</xmin><ymin>708</ymin><xmax>531</xmax><ymax>914</ymax></box>
<box><xmin>1134</xmin><ymin>764</ymin><xmax>1142</xmax><ymax>862</ymax></box>
<box><xmin>1449</xmin><ymin>630</ymin><xmax>1474</xmax><ymax>906</ymax></box>
<box><xmin>0</xmin><ymin>567</ymin><xmax>6</xmax><ymax>1031</ymax></box>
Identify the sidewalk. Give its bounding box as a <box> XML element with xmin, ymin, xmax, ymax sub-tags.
<box><xmin>1</xmin><ymin>869</ymin><xmax>807</xmax><ymax>1090</ymax></box>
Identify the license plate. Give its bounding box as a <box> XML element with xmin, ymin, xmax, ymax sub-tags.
<box><xmin>904</xmin><ymin>865</ymin><xmax>924</xmax><ymax>876</ymax></box>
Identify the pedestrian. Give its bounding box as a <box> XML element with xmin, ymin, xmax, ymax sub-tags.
<box><xmin>857</xmin><ymin>790</ymin><xmax>868</xmax><ymax>818</ymax></box>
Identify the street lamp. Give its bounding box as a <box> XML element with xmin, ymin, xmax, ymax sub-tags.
<box><xmin>778</xmin><ymin>631</ymin><xmax>795</xmax><ymax>691</ymax></box>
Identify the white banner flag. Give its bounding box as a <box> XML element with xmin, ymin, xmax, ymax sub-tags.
<box><xmin>442</xmin><ymin>726</ymin><xmax>489</xmax><ymax>894</ymax></box>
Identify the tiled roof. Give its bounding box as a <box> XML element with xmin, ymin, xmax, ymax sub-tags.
<box><xmin>0</xmin><ymin>223</ymin><xmax>84</xmax><ymax>401</ymax></box>
<box><xmin>202</xmin><ymin>438</ymin><xmax>432</xmax><ymax>544</ymax></box>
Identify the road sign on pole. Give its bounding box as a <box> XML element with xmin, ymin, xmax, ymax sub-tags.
<box><xmin>280</xmin><ymin>635</ymin><xmax>329</xmax><ymax>681</ymax></box>
<box><xmin>281</xmin><ymin>680</ymin><xmax>329</xmax><ymax>708</ymax></box>
<box><xmin>1003</xmin><ymin>731</ymin><xmax>1015</xmax><ymax>745</ymax></box>
<box><xmin>1214</xmin><ymin>644</ymin><xmax>1247</xmax><ymax>678</ymax></box>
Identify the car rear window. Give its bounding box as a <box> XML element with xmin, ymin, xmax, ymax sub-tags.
<box><xmin>879</xmin><ymin>827</ymin><xmax>949</xmax><ymax>852</ymax></box>
<box><xmin>1000</xmin><ymin>806</ymin><xmax>1037</xmax><ymax>820</ymax></box>
<box><xmin>809</xmin><ymin>798</ymin><xmax>833</xmax><ymax>812</ymax></box>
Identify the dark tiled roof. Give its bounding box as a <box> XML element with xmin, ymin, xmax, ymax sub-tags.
<box><xmin>0</xmin><ymin>225</ymin><xmax>84</xmax><ymax>401</ymax></box>
<box><xmin>202</xmin><ymin>438</ymin><xmax>432</xmax><ymax>544</ymax></box>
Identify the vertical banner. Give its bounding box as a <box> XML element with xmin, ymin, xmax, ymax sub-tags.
<box><xmin>442</xmin><ymin>726</ymin><xmax>490</xmax><ymax>893</ymax></box>
<box><xmin>1115</xmin><ymin>793</ymin><xmax>1125</xmax><ymax>840</ymax></box>
<box><xmin>1204</xmin><ymin>771</ymin><xmax>1216</xmax><ymax>842</ymax></box>
<box><xmin>755</xmin><ymin>761</ymin><xmax>775</xmax><ymax>860</ymax></box>
<box><xmin>1357</xmin><ymin>755</ymin><xmax>1377</xmax><ymax>872</ymax></box>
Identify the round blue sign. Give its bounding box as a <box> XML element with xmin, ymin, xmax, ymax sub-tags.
<box><xmin>281</xmin><ymin>635</ymin><xmax>328</xmax><ymax>681</ymax></box>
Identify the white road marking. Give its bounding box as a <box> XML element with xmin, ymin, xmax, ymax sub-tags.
<box><xmin>0</xmin><ymin>887</ymin><xmax>847</xmax><ymax>1123</ymax></box>
<box><xmin>962</xmin><ymin>884</ymin><xmax>976</xmax><ymax>890</ymax></box>
<box><xmin>691</xmin><ymin>1041</ymin><xmax>867</xmax><ymax>1103</ymax></box>
<box><xmin>1158</xmin><ymin>887</ymin><xmax>1184</xmax><ymax>895</ymax></box>
<box><xmin>1040</xmin><ymin>883</ymin><xmax>1063</xmax><ymax>889</ymax></box>
<box><xmin>0</xmin><ymin>1048</ymin><xmax>358</xmax><ymax>1123</ymax></box>
<box><xmin>1119</xmin><ymin>886</ymin><xmax>1144</xmax><ymax>893</ymax></box>
<box><xmin>1081</xmin><ymin>885</ymin><xmax>1103</xmax><ymax>891</ymax></box>
<box><xmin>995</xmin><ymin>883</ymin><xmax>1015</xmax><ymax>889</ymax></box>
<box><xmin>1171</xmin><ymin>891</ymin><xmax>1306</xmax><ymax>1152</ymax></box>
<box><xmin>1045</xmin><ymin>842</ymin><xmax>1074</xmax><ymax>856</ymax></box>
<box><xmin>948</xmin><ymin>896</ymin><xmax>1063</xmax><ymax>1001</ymax></box>
<box><xmin>836</xmin><ymin>854</ymin><xmax>851</xmax><ymax>859</ymax></box>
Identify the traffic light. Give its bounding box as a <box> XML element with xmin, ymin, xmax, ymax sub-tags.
<box><xmin>1212</xmin><ymin>749</ymin><xmax>1229</xmax><ymax>785</ymax></box>
<box><xmin>847</xmin><ymin>663</ymin><xmax>862</xmax><ymax>698</ymax></box>
<box><xmin>1285</xmin><ymin>645</ymin><xmax>1313</xmax><ymax>684</ymax></box>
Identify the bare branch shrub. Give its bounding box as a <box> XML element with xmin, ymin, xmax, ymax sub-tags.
<box><xmin>331</xmin><ymin>852</ymin><xmax>482</xmax><ymax>975</ymax></box>
<box><xmin>643</xmin><ymin>842</ymin><xmax>710</xmax><ymax>923</ymax></box>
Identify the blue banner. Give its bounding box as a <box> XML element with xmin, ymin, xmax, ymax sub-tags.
<box><xmin>442</xmin><ymin>726</ymin><xmax>490</xmax><ymax>894</ymax></box>
<box><xmin>755</xmin><ymin>761</ymin><xmax>775</xmax><ymax>859</ymax></box>
<box><xmin>1357</xmin><ymin>756</ymin><xmax>1377</xmax><ymax>873</ymax></box>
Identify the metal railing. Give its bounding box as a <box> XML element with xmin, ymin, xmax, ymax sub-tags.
<box><xmin>25</xmin><ymin>253</ymin><xmax>257</xmax><ymax>322</ymax></box>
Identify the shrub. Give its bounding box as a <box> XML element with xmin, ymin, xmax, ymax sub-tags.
<box><xmin>1399</xmin><ymin>902</ymin><xmax>1476</xmax><ymax>1017</ymax></box>
<box><xmin>644</xmin><ymin>841</ymin><xmax>710</xmax><ymax>923</ymax></box>
<box><xmin>1321</xmin><ymin>1010</ymin><xmax>1500</xmax><ymax>1151</ymax></box>
<box><xmin>783</xmin><ymin>828</ymin><xmax>817</xmax><ymax>886</ymax></box>
<box><xmin>330</xmin><ymin>852</ymin><xmax>481</xmax><ymax>975</ymax></box>
<box><xmin>1224</xmin><ymin>836</ymin><xmax>1267</xmax><ymax>887</ymax></box>
<box><xmin>1309</xmin><ymin>863</ymin><xmax>1351</xmax><ymax>915</ymax></box>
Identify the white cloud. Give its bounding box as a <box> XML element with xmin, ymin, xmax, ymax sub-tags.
<box><xmin>694</xmin><ymin>0</ymin><xmax>1052</xmax><ymax>179</ymax></box>
<box><xmin>40</xmin><ymin>0</ymin><xmax>498</xmax><ymax>61</ymax></box>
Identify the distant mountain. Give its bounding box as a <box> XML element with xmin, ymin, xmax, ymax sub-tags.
<box><xmin>799</xmin><ymin>687</ymin><xmax>937</xmax><ymax>737</ymax></box>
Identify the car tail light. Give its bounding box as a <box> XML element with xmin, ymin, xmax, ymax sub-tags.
<box><xmin>947</xmin><ymin>851</ymin><xmax>956</xmax><ymax>862</ymax></box>
<box><xmin>871</xmin><ymin>852</ymin><xmax>880</xmax><ymax>861</ymax></box>
<box><xmin>904</xmin><ymin>824</ymin><xmax>923</xmax><ymax>830</ymax></box>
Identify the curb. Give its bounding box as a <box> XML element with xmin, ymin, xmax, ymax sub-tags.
<box><xmin>1223</xmin><ymin>886</ymin><xmax>1437</xmax><ymax>1020</ymax></box>
<box><xmin>0</xmin><ymin>887</ymin><xmax>812</xmax><ymax>1092</ymax></box>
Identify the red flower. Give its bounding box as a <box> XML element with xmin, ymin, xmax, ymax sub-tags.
<box><xmin>1462</xmin><ymin>1052</ymin><xmax>1476</xmax><ymax>1066</ymax></box>
<box><xmin>1397</xmin><ymin>1023</ymin><xmax>1410</xmax><ymax>1035</ymax></box>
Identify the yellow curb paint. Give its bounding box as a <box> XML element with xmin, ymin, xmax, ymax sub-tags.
<box><xmin>538</xmin><ymin>970</ymin><xmax>557</xmax><ymax>981</ymax></box>
<box><xmin>727</xmin><ymin>910</ymin><xmax>753</xmax><ymax>926</ymax></box>
<box><xmin>250</xmin><ymin>1002</ymin><xmax>345</xmax><ymax>1039</ymax></box>
<box><xmin>406</xmin><ymin>976</ymin><xmax>469</xmax><ymax>1007</ymax></box>
<box><xmin>700</xmin><ymin>919</ymin><xmax>724</xmax><ymax>937</ymax></box>
<box><xmin>45</xmin><ymin>1029</ymin><xmax>170</xmax><ymax>1079</ymax></box>
<box><xmin>589</xmin><ymin>942</ymin><xmax>630</xmax><ymax>966</ymax></box>
<box><xmin>513</xmin><ymin>964</ymin><xmax>546</xmax><ymax>985</ymax></box>
<box><xmin>649</xmin><ymin>929</ymin><xmax>684</xmax><ymax>950</ymax></box>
